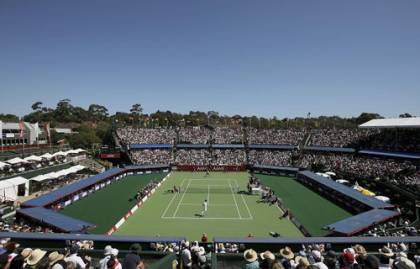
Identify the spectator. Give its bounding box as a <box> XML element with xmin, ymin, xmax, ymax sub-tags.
<box><xmin>122</xmin><ymin>244</ymin><xmax>143</xmax><ymax>269</ymax></box>
<box><xmin>243</xmin><ymin>249</ymin><xmax>259</xmax><ymax>269</ymax></box>
<box><xmin>48</xmin><ymin>251</ymin><xmax>66</xmax><ymax>269</ymax></box>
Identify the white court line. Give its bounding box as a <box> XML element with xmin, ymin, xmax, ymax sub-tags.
<box><xmin>188</xmin><ymin>184</ymin><xmax>231</xmax><ymax>187</ymax></box>
<box><xmin>235</xmin><ymin>179</ymin><xmax>254</xmax><ymax>220</ymax></box>
<box><xmin>229</xmin><ymin>179</ymin><xmax>242</xmax><ymax>219</ymax></box>
<box><xmin>161</xmin><ymin>178</ymin><xmax>187</xmax><ymax>218</ymax></box>
<box><xmin>172</xmin><ymin>179</ymin><xmax>192</xmax><ymax>217</ymax></box>
<box><xmin>189</xmin><ymin>178</ymin><xmax>231</xmax><ymax>181</ymax></box>
<box><xmin>180</xmin><ymin>203</ymin><xmax>236</xmax><ymax>206</ymax></box>
<box><xmin>161</xmin><ymin>216</ymin><xmax>251</xmax><ymax>220</ymax></box>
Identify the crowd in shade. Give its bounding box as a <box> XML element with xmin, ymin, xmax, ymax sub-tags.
<box><xmin>179</xmin><ymin>240</ymin><xmax>212</xmax><ymax>269</ymax></box>
<box><xmin>117</xmin><ymin>127</ymin><xmax>176</xmax><ymax>145</ymax></box>
<box><xmin>309</xmin><ymin>129</ymin><xmax>378</xmax><ymax>148</ymax></box>
<box><xmin>130</xmin><ymin>150</ymin><xmax>173</xmax><ymax>165</ymax></box>
<box><xmin>212</xmin><ymin>150</ymin><xmax>246</xmax><ymax>166</ymax></box>
<box><xmin>213</xmin><ymin>127</ymin><xmax>244</xmax><ymax>144</ymax></box>
<box><xmin>297</xmin><ymin>153</ymin><xmax>417</xmax><ymax>181</ymax></box>
<box><xmin>359</xmin><ymin>219</ymin><xmax>418</xmax><ymax>237</ymax></box>
<box><xmin>236</xmin><ymin>243</ymin><xmax>420</xmax><ymax>269</ymax></box>
<box><xmin>175</xmin><ymin>150</ymin><xmax>211</xmax><ymax>166</ymax></box>
<box><xmin>178</xmin><ymin>127</ymin><xmax>211</xmax><ymax>144</ymax></box>
<box><xmin>355</xmin><ymin>129</ymin><xmax>420</xmax><ymax>153</ymax></box>
<box><xmin>134</xmin><ymin>180</ymin><xmax>159</xmax><ymax>202</ymax></box>
<box><xmin>0</xmin><ymin>222</ymin><xmax>54</xmax><ymax>234</ymax></box>
<box><xmin>247</xmin><ymin>128</ymin><xmax>306</xmax><ymax>146</ymax></box>
<box><xmin>248</xmin><ymin>150</ymin><xmax>293</xmax><ymax>167</ymax></box>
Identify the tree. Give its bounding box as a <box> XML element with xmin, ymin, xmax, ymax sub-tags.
<box><xmin>399</xmin><ymin>113</ymin><xmax>413</xmax><ymax>118</ymax></box>
<box><xmin>31</xmin><ymin>101</ymin><xmax>43</xmax><ymax>111</ymax></box>
<box><xmin>88</xmin><ymin>104</ymin><xmax>109</xmax><ymax>122</ymax></box>
<box><xmin>355</xmin><ymin>113</ymin><xmax>383</xmax><ymax>125</ymax></box>
<box><xmin>130</xmin><ymin>104</ymin><xmax>143</xmax><ymax>125</ymax></box>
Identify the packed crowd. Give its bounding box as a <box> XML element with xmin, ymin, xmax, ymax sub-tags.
<box><xmin>247</xmin><ymin>128</ymin><xmax>306</xmax><ymax>145</ymax></box>
<box><xmin>117</xmin><ymin>127</ymin><xmax>420</xmax><ymax>153</ymax></box>
<box><xmin>297</xmin><ymin>153</ymin><xmax>417</xmax><ymax>181</ymax></box>
<box><xmin>0</xmin><ymin>239</ymin><xmax>148</xmax><ymax>269</ymax></box>
<box><xmin>175</xmin><ymin>150</ymin><xmax>210</xmax><ymax>166</ymax></box>
<box><xmin>213</xmin><ymin>127</ymin><xmax>244</xmax><ymax>144</ymax></box>
<box><xmin>130</xmin><ymin>150</ymin><xmax>173</xmax><ymax>165</ymax></box>
<box><xmin>178</xmin><ymin>127</ymin><xmax>211</xmax><ymax>144</ymax></box>
<box><xmin>238</xmin><ymin>242</ymin><xmax>420</xmax><ymax>269</ymax></box>
<box><xmin>212</xmin><ymin>150</ymin><xmax>246</xmax><ymax>166</ymax></box>
<box><xmin>248</xmin><ymin>150</ymin><xmax>293</xmax><ymax>167</ymax></box>
<box><xmin>309</xmin><ymin>129</ymin><xmax>377</xmax><ymax>148</ymax></box>
<box><xmin>134</xmin><ymin>180</ymin><xmax>159</xmax><ymax>202</ymax></box>
<box><xmin>117</xmin><ymin>127</ymin><xmax>176</xmax><ymax>145</ymax></box>
<box><xmin>356</xmin><ymin>129</ymin><xmax>420</xmax><ymax>153</ymax></box>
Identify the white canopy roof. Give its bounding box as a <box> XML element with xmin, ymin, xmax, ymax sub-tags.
<box><xmin>66</xmin><ymin>148</ymin><xmax>87</xmax><ymax>155</ymax></box>
<box><xmin>0</xmin><ymin>176</ymin><xmax>28</xmax><ymax>187</ymax></box>
<box><xmin>6</xmin><ymin>157</ymin><xmax>28</xmax><ymax>165</ymax></box>
<box><xmin>30</xmin><ymin>174</ymin><xmax>49</xmax><ymax>182</ymax></box>
<box><xmin>40</xmin><ymin>153</ymin><xmax>54</xmax><ymax>159</ymax></box>
<box><xmin>24</xmin><ymin>155</ymin><xmax>43</xmax><ymax>162</ymax></box>
<box><xmin>0</xmin><ymin>161</ymin><xmax>10</xmax><ymax>169</ymax></box>
<box><xmin>52</xmin><ymin>151</ymin><xmax>67</xmax><ymax>157</ymax></box>
<box><xmin>359</xmin><ymin>117</ymin><xmax>420</xmax><ymax>129</ymax></box>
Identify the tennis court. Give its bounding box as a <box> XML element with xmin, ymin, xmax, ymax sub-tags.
<box><xmin>60</xmin><ymin>172</ymin><xmax>166</xmax><ymax>234</ymax></box>
<box><xmin>257</xmin><ymin>174</ymin><xmax>352</xmax><ymax>236</ymax></box>
<box><xmin>115</xmin><ymin>172</ymin><xmax>303</xmax><ymax>240</ymax></box>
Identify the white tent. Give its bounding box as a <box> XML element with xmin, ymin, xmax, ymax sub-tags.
<box><xmin>30</xmin><ymin>174</ymin><xmax>49</xmax><ymax>182</ymax></box>
<box><xmin>375</xmin><ymin>196</ymin><xmax>391</xmax><ymax>203</ymax></box>
<box><xmin>40</xmin><ymin>153</ymin><xmax>54</xmax><ymax>159</ymax></box>
<box><xmin>0</xmin><ymin>161</ymin><xmax>10</xmax><ymax>170</ymax></box>
<box><xmin>52</xmin><ymin>151</ymin><xmax>67</xmax><ymax>157</ymax></box>
<box><xmin>24</xmin><ymin>155</ymin><xmax>43</xmax><ymax>162</ymax></box>
<box><xmin>0</xmin><ymin>176</ymin><xmax>29</xmax><ymax>201</ymax></box>
<box><xmin>6</xmin><ymin>157</ymin><xmax>28</xmax><ymax>165</ymax></box>
<box><xmin>66</xmin><ymin>148</ymin><xmax>86</xmax><ymax>155</ymax></box>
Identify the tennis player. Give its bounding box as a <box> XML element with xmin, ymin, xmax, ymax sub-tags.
<box><xmin>201</xmin><ymin>199</ymin><xmax>208</xmax><ymax>217</ymax></box>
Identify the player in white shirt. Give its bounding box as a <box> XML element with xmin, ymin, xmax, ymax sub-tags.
<box><xmin>201</xmin><ymin>199</ymin><xmax>208</xmax><ymax>217</ymax></box>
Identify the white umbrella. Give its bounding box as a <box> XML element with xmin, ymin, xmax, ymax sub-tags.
<box><xmin>6</xmin><ymin>157</ymin><xmax>28</xmax><ymax>165</ymax></box>
<box><xmin>325</xmin><ymin>171</ymin><xmax>336</xmax><ymax>176</ymax></box>
<box><xmin>375</xmin><ymin>196</ymin><xmax>391</xmax><ymax>203</ymax></box>
<box><xmin>336</xmin><ymin>179</ymin><xmax>350</xmax><ymax>184</ymax></box>
<box><xmin>24</xmin><ymin>155</ymin><xmax>43</xmax><ymax>162</ymax></box>
<box><xmin>40</xmin><ymin>153</ymin><xmax>54</xmax><ymax>159</ymax></box>
<box><xmin>52</xmin><ymin>151</ymin><xmax>67</xmax><ymax>157</ymax></box>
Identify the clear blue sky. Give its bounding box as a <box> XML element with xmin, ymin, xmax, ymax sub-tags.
<box><xmin>1</xmin><ymin>0</ymin><xmax>419</xmax><ymax>118</ymax></box>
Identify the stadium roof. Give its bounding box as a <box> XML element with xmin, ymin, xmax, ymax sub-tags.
<box><xmin>253</xmin><ymin>165</ymin><xmax>299</xmax><ymax>172</ymax></box>
<box><xmin>359</xmin><ymin>117</ymin><xmax>420</xmax><ymax>129</ymax></box>
<box><xmin>22</xmin><ymin>167</ymin><xmax>124</xmax><ymax>207</ymax></box>
<box><xmin>17</xmin><ymin>207</ymin><xmax>95</xmax><ymax>233</ymax></box>
<box><xmin>298</xmin><ymin>171</ymin><xmax>394</xmax><ymax>209</ymax></box>
<box><xmin>303</xmin><ymin>146</ymin><xmax>355</xmax><ymax>153</ymax></box>
<box><xmin>128</xmin><ymin>144</ymin><xmax>172</xmax><ymax>149</ymax></box>
<box><xmin>324</xmin><ymin>209</ymin><xmax>400</xmax><ymax>236</ymax></box>
<box><xmin>22</xmin><ymin>165</ymin><xmax>169</xmax><ymax>207</ymax></box>
<box><xmin>249</xmin><ymin>144</ymin><xmax>297</xmax><ymax>150</ymax></box>
<box><xmin>358</xmin><ymin>150</ymin><xmax>420</xmax><ymax>160</ymax></box>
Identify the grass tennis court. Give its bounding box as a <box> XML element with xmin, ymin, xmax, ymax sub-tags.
<box><xmin>60</xmin><ymin>171</ymin><xmax>352</xmax><ymax>239</ymax></box>
<box><xmin>115</xmin><ymin>172</ymin><xmax>303</xmax><ymax>240</ymax></box>
<box><xmin>60</xmin><ymin>172</ymin><xmax>166</xmax><ymax>234</ymax></box>
<box><xmin>257</xmin><ymin>174</ymin><xmax>352</xmax><ymax>236</ymax></box>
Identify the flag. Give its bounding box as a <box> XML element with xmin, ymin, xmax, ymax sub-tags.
<box><xmin>19</xmin><ymin>121</ymin><xmax>25</xmax><ymax>138</ymax></box>
<box><xmin>0</xmin><ymin>120</ymin><xmax>2</xmax><ymax>140</ymax></box>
